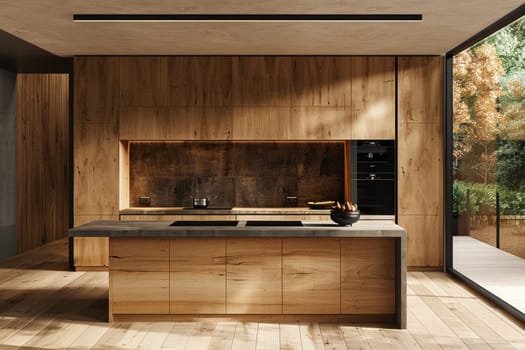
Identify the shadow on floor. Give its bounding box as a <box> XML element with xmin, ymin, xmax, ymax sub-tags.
<box><xmin>0</xmin><ymin>286</ymin><xmax>108</xmax><ymax>322</ymax></box>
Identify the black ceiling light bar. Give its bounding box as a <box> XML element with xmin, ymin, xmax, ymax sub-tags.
<box><xmin>73</xmin><ymin>14</ymin><xmax>423</xmax><ymax>22</ymax></box>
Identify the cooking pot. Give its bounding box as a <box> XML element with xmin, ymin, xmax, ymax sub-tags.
<box><xmin>192</xmin><ymin>197</ymin><xmax>209</xmax><ymax>209</ymax></box>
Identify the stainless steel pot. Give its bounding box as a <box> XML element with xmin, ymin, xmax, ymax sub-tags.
<box><xmin>192</xmin><ymin>197</ymin><xmax>209</xmax><ymax>209</ymax></box>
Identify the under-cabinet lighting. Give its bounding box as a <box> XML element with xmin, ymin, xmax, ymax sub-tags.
<box><xmin>73</xmin><ymin>14</ymin><xmax>423</xmax><ymax>23</ymax></box>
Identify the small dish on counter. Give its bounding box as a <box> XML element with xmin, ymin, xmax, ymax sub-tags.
<box><xmin>330</xmin><ymin>210</ymin><xmax>360</xmax><ymax>226</ymax></box>
<box><xmin>306</xmin><ymin>201</ymin><xmax>335</xmax><ymax>209</ymax></box>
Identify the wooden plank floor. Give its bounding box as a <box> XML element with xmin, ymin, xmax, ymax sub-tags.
<box><xmin>454</xmin><ymin>236</ymin><xmax>525</xmax><ymax>314</ymax></box>
<box><xmin>0</xmin><ymin>239</ymin><xmax>523</xmax><ymax>350</ymax></box>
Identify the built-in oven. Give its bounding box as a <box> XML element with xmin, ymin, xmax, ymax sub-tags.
<box><xmin>350</xmin><ymin>140</ymin><xmax>395</xmax><ymax>215</ymax></box>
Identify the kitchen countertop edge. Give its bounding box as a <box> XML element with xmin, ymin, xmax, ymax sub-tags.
<box><xmin>69</xmin><ymin>220</ymin><xmax>405</xmax><ymax>238</ymax></box>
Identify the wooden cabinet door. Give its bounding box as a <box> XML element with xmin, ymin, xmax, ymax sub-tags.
<box><xmin>119</xmin><ymin>57</ymin><xmax>169</xmax><ymax>107</ymax></box>
<box><xmin>232</xmin><ymin>56</ymin><xmax>292</xmax><ymax>107</ymax></box>
<box><xmin>170</xmin><ymin>238</ymin><xmax>226</xmax><ymax>314</ymax></box>
<box><xmin>109</xmin><ymin>238</ymin><xmax>169</xmax><ymax>315</ymax></box>
<box><xmin>226</xmin><ymin>238</ymin><xmax>282</xmax><ymax>314</ymax></box>
<box><xmin>341</xmin><ymin>238</ymin><xmax>396</xmax><ymax>314</ymax></box>
<box><xmin>397</xmin><ymin>56</ymin><xmax>444</xmax><ymax>268</ymax></box>
<box><xmin>282</xmin><ymin>238</ymin><xmax>340</xmax><ymax>314</ymax></box>
<box><xmin>351</xmin><ymin>56</ymin><xmax>395</xmax><ymax>139</ymax></box>
<box><xmin>74</xmin><ymin>237</ymin><xmax>109</xmax><ymax>268</ymax></box>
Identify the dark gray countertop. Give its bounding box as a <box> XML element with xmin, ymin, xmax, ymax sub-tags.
<box><xmin>69</xmin><ymin>220</ymin><xmax>405</xmax><ymax>238</ymax></box>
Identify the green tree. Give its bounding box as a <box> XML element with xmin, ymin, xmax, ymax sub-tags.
<box><xmin>496</xmin><ymin>140</ymin><xmax>525</xmax><ymax>191</ymax></box>
<box><xmin>476</xmin><ymin>17</ymin><xmax>525</xmax><ymax>74</ymax></box>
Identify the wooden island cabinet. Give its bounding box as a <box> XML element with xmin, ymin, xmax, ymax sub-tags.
<box><xmin>110</xmin><ymin>238</ymin><xmax>169</xmax><ymax>315</ymax></box>
<box><xmin>110</xmin><ymin>237</ymin><xmax>398</xmax><ymax>320</ymax></box>
<box><xmin>71</xmin><ymin>220</ymin><xmax>407</xmax><ymax>327</ymax></box>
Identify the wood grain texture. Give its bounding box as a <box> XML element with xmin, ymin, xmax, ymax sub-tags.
<box><xmin>232</xmin><ymin>107</ymin><xmax>351</xmax><ymax>140</ymax></box>
<box><xmin>74</xmin><ymin>57</ymin><xmax>119</xmax><ymax>218</ymax></box>
<box><xmin>73</xmin><ymin>214</ymin><xmax>116</xmax><ymax>269</ymax></box>
<box><xmin>110</xmin><ymin>238</ymin><xmax>169</xmax><ymax>271</ymax></box>
<box><xmin>16</xmin><ymin>73</ymin><xmax>69</xmax><ymax>253</ymax></box>
<box><xmin>73</xmin><ymin>215</ymin><xmax>114</xmax><ymax>271</ymax></box>
<box><xmin>119</xmin><ymin>107</ymin><xmax>233</xmax><ymax>140</ymax></box>
<box><xmin>351</xmin><ymin>56</ymin><xmax>396</xmax><ymax>139</ymax></box>
<box><xmin>110</xmin><ymin>238</ymin><xmax>169</xmax><ymax>314</ymax></box>
<box><xmin>74</xmin><ymin>122</ymin><xmax>119</xmax><ymax>215</ymax></box>
<box><xmin>292</xmin><ymin>56</ymin><xmax>352</xmax><ymax>107</ymax></box>
<box><xmin>232</xmin><ymin>107</ymin><xmax>292</xmax><ymax>140</ymax></box>
<box><xmin>232</xmin><ymin>56</ymin><xmax>292</xmax><ymax>106</ymax></box>
<box><xmin>399</xmin><ymin>215</ymin><xmax>443</xmax><ymax>268</ymax></box>
<box><xmin>170</xmin><ymin>238</ymin><xmax>226</xmax><ymax>314</ymax></box>
<box><xmin>119</xmin><ymin>141</ymin><xmax>129</xmax><ymax>210</ymax></box>
<box><xmin>226</xmin><ymin>238</ymin><xmax>282</xmax><ymax>314</ymax></box>
<box><xmin>341</xmin><ymin>238</ymin><xmax>396</xmax><ymax>314</ymax></box>
<box><xmin>168</xmin><ymin>56</ymin><xmax>232</xmax><ymax>106</ymax></box>
<box><xmin>397</xmin><ymin>56</ymin><xmax>443</xmax><ymax>268</ymax></box>
<box><xmin>282</xmin><ymin>238</ymin><xmax>340</xmax><ymax>314</ymax></box>
<box><xmin>119</xmin><ymin>56</ymin><xmax>169</xmax><ymax>107</ymax></box>
<box><xmin>397</xmin><ymin>56</ymin><xmax>443</xmax><ymax>124</ymax></box>
<box><xmin>74</xmin><ymin>56</ymin><xmax>119</xmax><ymax>124</ymax></box>
<box><xmin>119</xmin><ymin>215</ymin><xmax>184</xmax><ymax>221</ymax></box>
<box><xmin>291</xmin><ymin>107</ymin><xmax>351</xmax><ymax>139</ymax></box>
<box><xmin>397</xmin><ymin>122</ymin><xmax>443</xmax><ymax>216</ymax></box>
<box><xmin>74</xmin><ymin>237</ymin><xmax>109</xmax><ymax>268</ymax></box>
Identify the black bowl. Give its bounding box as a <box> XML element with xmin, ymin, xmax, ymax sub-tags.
<box><xmin>330</xmin><ymin>210</ymin><xmax>360</xmax><ymax>226</ymax></box>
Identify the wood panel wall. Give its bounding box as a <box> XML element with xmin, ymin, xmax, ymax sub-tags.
<box><xmin>74</xmin><ymin>55</ymin><xmax>443</xmax><ymax>269</ymax></box>
<box><xmin>397</xmin><ymin>56</ymin><xmax>444</xmax><ymax>268</ymax></box>
<box><xmin>116</xmin><ymin>56</ymin><xmax>395</xmax><ymax>141</ymax></box>
<box><xmin>73</xmin><ymin>55</ymin><xmax>394</xmax><ymax>213</ymax></box>
<box><xmin>16</xmin><ymin>74</ymin><xmax>69</xmax><ymax>253</ymax></box>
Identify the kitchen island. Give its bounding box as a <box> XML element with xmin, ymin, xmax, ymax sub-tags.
<box><xmin>69</xmin><ymin>220</ymin><xmax>406</xmax><ymax>328</ymax></box>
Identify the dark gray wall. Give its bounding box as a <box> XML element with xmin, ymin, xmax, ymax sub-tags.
<box><xmin>0</xmin><ymin>69</ymin><xmax>16</xmax><ymax>259</ymax></box>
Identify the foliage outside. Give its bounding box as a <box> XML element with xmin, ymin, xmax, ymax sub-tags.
<box><xmin>453</xmin><ymin>16</ymin><xmax>525</xmax><ymax>217</ymax></box>
<box><xmin>453</xmin><ymin>181</ymin><xmax>525</xmax><ymax>216</ymax></box>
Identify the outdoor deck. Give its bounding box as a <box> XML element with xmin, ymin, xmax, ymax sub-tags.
<box><xmin>454</xmin><ymin>235</ymin><xmax>525</xmax><ymax>315</ymax></box>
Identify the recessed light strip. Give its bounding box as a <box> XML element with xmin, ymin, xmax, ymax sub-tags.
<box><xmin>73</xmin><ymin>14</ymin><xmax>423</xmax><ymax>23</ymax></box>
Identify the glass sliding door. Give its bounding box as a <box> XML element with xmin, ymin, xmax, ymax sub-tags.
<box><xmin>451</xmin><ymin>15</ymin><xmax>525</xmax><ymax>318</ymax></box>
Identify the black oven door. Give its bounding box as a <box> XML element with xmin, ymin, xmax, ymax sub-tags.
<box><xmin>352</xmin><ymin>178</ymin><xmax>395</xmax><ymax>215</ymax></box>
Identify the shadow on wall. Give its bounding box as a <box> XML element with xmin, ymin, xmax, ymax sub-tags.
<box><xmin>0</xmin><ymin>68</ymin><xmax>17</xmax><ymax>260</ymax></box>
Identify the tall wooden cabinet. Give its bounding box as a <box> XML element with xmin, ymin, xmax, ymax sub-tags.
<box><xmin>397</xmin><ymin>56</ymin><xmax>444</xmax><ymax>268</ymax></box>
<box><xmin>74</xmin><ymin>57</ymin><xmax>120</xmax><ymax>269</ymax></box>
